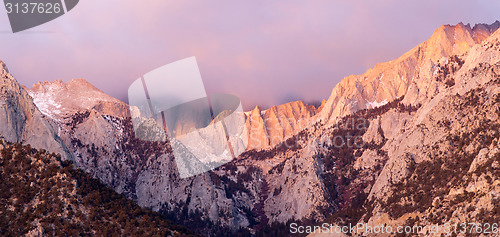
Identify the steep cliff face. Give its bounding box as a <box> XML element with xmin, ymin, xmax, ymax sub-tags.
<box><xmin>26</xmin><ymin>79</ymin><xmax>139</xmax><ymax>196</ymax></box>
<box><xmin>360</xmin><ymin>81</ymin><xmax>500</xmax><ymax>236</ymax></box>
<box><xmin>359</xmin><ymin>29</ymin><xmax>500</xmax><ymax>235</ymax></box>
<box><xmin>239</xmin><ymin>22</ymin><xmax>500</xmax><ymax>235</ymax></box>
<box><xmin>246</xmin><ymin>101</ymin><xmax>317</xmax><ymax>149</ymax></box>
<box><xmin>0</xmin><ymin>61</ymin><xmax>72</xmax><ymax>161</ymax></box>
<box><xmin>369</xmin><ymin>27</ymin><xmax>500</xmax><ymax>201</ymax></box>
<box><xmin>26</xmin><ymin>79</ymin><xmax>259</xmax><ymax>232</ymax></box>
<box><xmin>317</xmin><ymin>21</ymin><xmax>500</xmax><ymax>125</ymax></box>
<box><xmin>22</xmin><ymin>76</ymin><xmax>324</xmax><ymax>233</ymax></box>
<box><xmin>300</xmin><ymin>24</ymin><xmax>500</xmax><ymax>236</ymax></box>
<box><xmin>28</xmin><ymin>79</ymin><xmax>316</xmax><ymax>151</ymax></box>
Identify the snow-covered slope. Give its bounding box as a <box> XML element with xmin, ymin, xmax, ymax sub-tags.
<box><xmin>27</xmin><ymin>79</ymin><xmax>128</xmax><ymax>120</ymax></box>
<box><xmin>0</xmin><ymin>61</ymin><xmax>73</xmax><ymax>161</ymax></box>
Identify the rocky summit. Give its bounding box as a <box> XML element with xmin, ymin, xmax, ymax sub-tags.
<box><xmin>317</xmin><ymin>21</ymin><xmax>500</xmax><ymax>124</ymax></box>
<box><xmin>0</xmin><ymin>61</ymin><xmax>72</xmax><ymax>161</ymax></box>
<box><xmin>1</xmin><ymin>21</ymin><xmax>500</xmax><ymax>236</ymax></box>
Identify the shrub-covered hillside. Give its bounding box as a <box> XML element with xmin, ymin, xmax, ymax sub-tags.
<box><xmin>0</xmin><ymin>139</ymin><xmax>195</xmax><ymax>236</ymax></box>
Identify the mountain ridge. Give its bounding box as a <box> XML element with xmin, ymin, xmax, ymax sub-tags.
<box><xmin>1</xmin><ymin>21</ymin><xmax>499</xmax><ymax>236</ymax></box>
<box><xmin>317</xmin><ymin>21</ymin><xmax>500</xmax><ymax>125</ymax></box>
<box><xmin>0</xmin><ymin>62</ymin><xmax>73</xmax><ymax>161</ymax></box>
<box><xmin>24</xmin><ymin>20</ymin><xmax>499</xmax><ymax>150</ymax></box>
<box><xmin>27</xmin><ymin>78</ymin><xmax>128</xmax><ymax>119</ymax></box>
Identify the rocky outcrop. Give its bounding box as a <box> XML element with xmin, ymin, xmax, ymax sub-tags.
<box><xmin>299</xmin><ymin>23</ymin><xmax>500</xmax><ymax>236</ymax></box>
<box><xmin>24</xmin><ymin>79</ymin><xmax>256</xmax><ymax>231</ymax></box>
<box><xmin>317</xmin><ymin>21</ymin><xmax>500</xmax><ymax>125</ymax></box>
<box><xmin>0</xmin><ymin>60</ymin><xmax>72</xmax><ymax>161</ymax></box>
<box><xmin>246</xmin><ymin>101</ymin><xmax>317</xmax><ymax>149</ymax></box>
<box><xmin>355</xmin><ymin>25</ymin><xmax>500</xmax><ymax>236</ymax></box>
<box><xmin>27</xmin><ymin>78</ymin><xmax>128</xmax><ymax>120</ymax></box>
<box><xmin>22</xmin><ymin>76</ymin><xmax>325</xmax><ymax>232</ymax></box>
<box><xmin>28</xmin><ymin>79</ymin><xmax>316</xmax><ymax>151</ymax></box>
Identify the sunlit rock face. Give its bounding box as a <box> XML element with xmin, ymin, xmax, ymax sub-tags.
<box><xmin>245</xmin><ymin>100</ymin><xmax>318</xmax><ymax>149</ymax></box>
<box><xmin>0</xmin><ymin>61</ymin><xmax>72</xmax><ymax>161</ymax></box>
<box><xmin>245</xmin><ymin>21</ymin><xmax>499</xmax><ymax>150</ymax></box>
<box><xmin>317</xmin><ymin>21</ymin><xmax>500</xmax><ymax>125</ymax></box>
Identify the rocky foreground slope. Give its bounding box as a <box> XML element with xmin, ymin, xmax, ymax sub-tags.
<box><xmin>1</xmin><ymin>21</ymin><xmax>499</xmax><ymax>236</ymax></box>
<box><xmin>0</xmin><ymin>139</ymin><xmax>193</xmax><ymax>236</ymax></box>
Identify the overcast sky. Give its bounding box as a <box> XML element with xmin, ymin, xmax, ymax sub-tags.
<box><xmin>0</xmin><ymin>0</ymin><xmax>499</xmax><ymax>110</ymax></box>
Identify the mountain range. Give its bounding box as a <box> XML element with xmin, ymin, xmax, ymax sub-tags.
<box><xmin>1</xmin><ymin>21</ymin><xmax>499</xmax><ymax>236</ymax></box>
